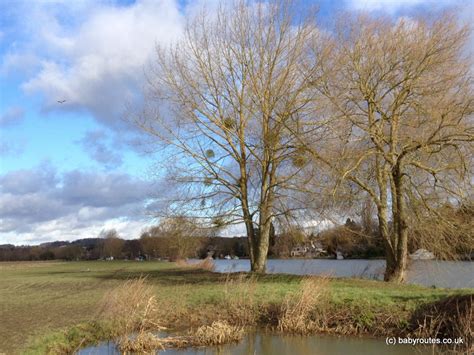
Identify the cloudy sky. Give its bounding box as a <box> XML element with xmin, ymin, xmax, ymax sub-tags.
<box><xmin>0</xmin><ymin>0</ymin><xmax>471</xmax><ymax>245</ymax></box>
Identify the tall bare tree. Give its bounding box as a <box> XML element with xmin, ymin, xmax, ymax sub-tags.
<box><xmin>150</xmin><ymin>216</ymin><xmax>203</xmax><ymax>261</ymax></box>
<box><xmin>139</xmin><ymin>0</ymin><xmax>322</xmax><ymax>272</ymax></box>
<box><xmin>307</xmin><ymin>14</ymin><xmax>473</xmax><ymax>282</ymax></box>
<box><xmin>101</xmin><ymin>229</ymin><xmax>124</xmax><ymax>259</ymax></box>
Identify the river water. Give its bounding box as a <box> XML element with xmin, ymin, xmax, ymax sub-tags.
<box><xmin>79</xmin><ymin>332</ymin><xmax>448</xmax><ymax>354</ymax></box>
<box><xmin>208</xmin><ymin>259</ymin><xmax>474</xmax><ymax>289</ymax></box>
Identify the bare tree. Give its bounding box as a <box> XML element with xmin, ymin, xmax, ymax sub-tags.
<box><xmin>150</xmin><ymin>216</ymin><xmax>203</xmax><ymax>261</ymax></box>
<box><xmin>306</xmin><ymin>14</ymin><xmax>473</xmax><ymax>282</ymax></box>
<box><xmin>101</xmin><ymin>229</ymin><xmax>124</xmax><ymax>259</ymax></box>
<box><xmin>139</xmin><ymin>0</ymin><xmax>323</xmax><ymax>272</ymax></box>
<box><xmin>140</xmin><ymin>229</ymin><xmax>162</xmax><ymax>259</ymax></box>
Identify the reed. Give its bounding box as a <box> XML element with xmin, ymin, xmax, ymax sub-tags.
<box><xmin>192</xmin><ymin>320</ymin><xmax>244</xmax><ymax>346</ymax></box>
<box><xmin>98</xmin><ymin>276</ymin><xmax>164</xmax><ymax>336</ymax></box>
<box><xmin>277</xmin><ymin>276</ymin><xmax>329</xmax><ymax>334</ymax></box>
<box><xmin>118</xmin><ymin>320</ymin><xmax>243</xmax><ymax>352</ymax></box>
<box><xmin>408</xmin><ymin>294</ymin><xmax>473</xmax><ymax>351</ymax></box>
<box><xmin>175</xmin><ymin>257</ymin><xmax>215</xmax><ymax>271</ymax></box>
<box><xmin>118</xmin><ymin>332</ymin><xmax>166</xmax><ymax>353</ymax></box>
<box><xmin>222</xmin><ymin>273</ymin><xmax>258</xmax><ymax>325</ymax></box>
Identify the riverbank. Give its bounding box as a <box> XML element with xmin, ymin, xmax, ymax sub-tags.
<box><xmin>0</xmin><ymin>261</ymin><xmax>471</xmax><ymax>353</ymax></box>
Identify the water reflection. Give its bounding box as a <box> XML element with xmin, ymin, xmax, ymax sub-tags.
<box><xmin>79</xmin><ymin>333</ymin><xmax>444</xmax><ymax>355</ymax></box>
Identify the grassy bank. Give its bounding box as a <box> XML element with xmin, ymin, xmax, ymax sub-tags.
<box><xmin>0</xmin><ymin>261</ymin><xmax>471</xmax><ymax>354</ymax></box>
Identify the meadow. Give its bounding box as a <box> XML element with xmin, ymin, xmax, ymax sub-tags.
<box><xmin>0</xmin><ymin>260</ymin><xmax>471</xmax><ymax>353</ymax></box>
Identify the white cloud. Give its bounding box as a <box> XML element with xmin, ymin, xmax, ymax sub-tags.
<box><xmin>4</xmin><ymin>0</ymin><xmax>471</xmax><ymax>125</ymax></box>
<box><xmin>9</xmin><ymin>0</ymin><xmax>184</xmax><ymax>128</ymax></box>
<box><xmin>0</xmin><ymin>164</ymin><xmax>161</xmax><ymax>244</ymax></box>
<box><xmin>0</xmin><ymin>217</ymin><xmax>152</xmax><ymax>245</ymax></box>
<box><xmin>0</xmin><ymin>52</ymin><xmax>40</xmax><ymax>76</ymax></box>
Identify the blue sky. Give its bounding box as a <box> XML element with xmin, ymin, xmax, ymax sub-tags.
<box><xmin>0</xmin><ymin>0</ymin><xmax>471</xmax><ymax>245</ymax></box>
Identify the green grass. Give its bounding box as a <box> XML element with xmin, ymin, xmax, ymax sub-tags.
<box><xmin>0</xmin><ymin>260</ymin><xmax>471</xmax><ymax>354</ymax></box>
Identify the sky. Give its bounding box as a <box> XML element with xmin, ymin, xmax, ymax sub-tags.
<box><xmin>0</xmin><ymin>0</ymin><xmax>472</xmax><ymax>245</ymax></box>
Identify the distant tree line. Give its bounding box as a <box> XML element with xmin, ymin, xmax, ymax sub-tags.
<box><xmin>2</xmin><ymin>203</ymin><xmax>471</xmax><ymax>262</ymax></box>
<box><xmin>0</xmin><ymin>217</ymin><xmax>249</xmax><ymax>262</ymax></box>
<box><xmin>0</xmin><ymin>237</ymin><xmax>141</xmax><ymax>262</ymax></box>
<box><xmin>0</xmin><ymin>236</ymin><xmax>248</xmax><ymax>262</ymax></box>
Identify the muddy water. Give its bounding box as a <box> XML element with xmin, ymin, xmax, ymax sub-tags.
<box><xmin>79</xmin><ymin>332</ymin><xmax>446</xmax><ymax>354</ymax></box>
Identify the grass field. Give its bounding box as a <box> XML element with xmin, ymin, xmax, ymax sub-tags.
<box><xmin>0</xmin><ymin>260</ymin><xmax>471</xmax><ymax>354</ymax></box>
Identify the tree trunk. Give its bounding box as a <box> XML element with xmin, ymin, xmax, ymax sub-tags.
<box><xmin>239</xmin><ymin>165</ymin><xmax>262</xmax><ymax>272</ymax></box>
<box><xmin>243</xmin><ymin>211</ymin><xmax>256</xmax><ymax>265</ymax></box>
<box><xmin>251</xmin><ymin>240</ymin><xmax>268</xmax><ymax>273</ymax></box>
<box><xmin>384</xmin><ymin>260</ymin><xmax>406</xmax><ymax>282</ymax></box>
<box><xmin>374</xmin><ymin>159</ymin><xmax>400</xmax><ymax>282</ymax></box>
<box><xmin>380</xmin><ymin>209</ymin><xmax>399</xmax><ymax>281</ymax></box>
<box><xmin>244</xmin><ymin>211</ymin><xmax>259</xmax><ymax>271</ymax></box>
<box><xmin>384</xmin><ymin>163</ymin><xmax>408</xmax><ymax>283</ymax></box>
<box><xmin>251</xmin><ymin>214</ymin><xmax>272</xmax><ymax>273</ymax></box>
<box><xmin>241</xmin><ymin>198</ymin><xmax>269</xmax><ymax>273</ymax></box>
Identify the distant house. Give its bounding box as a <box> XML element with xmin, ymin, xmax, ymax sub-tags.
<box><xmin>291</xmin><ymin>241</ymin><xmax>327</xmax><ymax>258</ymax></box>
<box><xmin>310</xmin><ymin>241</ymin><xmax>327</xmax><ymax>256</ymax></box>
<box><xmin>206</xmin><ymin>246</ymin><xmax>217</xmax><ymax>258</ymax></box>
<box><xmin>409</xmin><ymin>249</ymin><xmax>435</xmax><ymax>260</ymax></box>
<box><xmin>290</xmin><ymin>246</ymin><xmax>308</xmax><ymax>257</ymax></box>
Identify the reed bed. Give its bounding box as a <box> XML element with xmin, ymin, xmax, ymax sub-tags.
<box><xmin>98</xmin><ymin>276</ymin><xmax>164</xmax><ymax>336</ymax></box>
<box><xmin>276</xmin><ymin>276</ymin><xmax>330</xmax><ymax>334</ymax></box>
<box><xmin>118</xmin><ymin>320</ymin><xmax>242</xmax><ymax>352</ymax></box>
<box><xmin>408</xmin><ymin>294</ymin><xmax>473</xmax><ymax>351</ymax></box>
<box><xmin>222</xmin><ymin>273</ymin><xmax>258</xmax><ymax>325</ymax></box>
<box><xmin>192</xmin><ymin>320</ymin><xmax>244</xmax><ymax>346</ymax></box>
<box><xmin>119</xmin><ymin>332</ymin><xmax>167</xmax><ymax>353</ymax></box>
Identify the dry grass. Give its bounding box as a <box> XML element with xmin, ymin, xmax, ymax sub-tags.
<box><xmin>119</xmin><ymin>332</ymin><xmax>193</xmax><ymax>353</ymax></box>
<box><xmin>118</xmin><ymin>320</ymin><xmax>243</xmax><ymax>352</ymax></box>
<box><xmin>175</xmin><ymin>258</ymin><xmax>215</xmax><ymax>271</ymax></box>
<box><xmin>222</xmin><ymin>274</ymin><xmax>258</xmax><ymax>325</ymax></box>
<box><xmin>192</xmin><ymin>320</ymin><xmax>244</xmax><ymax>346</ymax></box>
<box><xmin>118</xmin><ymin>332</ymin><xmax>166</xmax><ymax>353</ymax></box>
<box><xmin>104</xmin><ymin>276</ymin><xmax>244</xmax><ymax>352</ymax></box>
<box><xmin>277</xmin><ymin>276</ymin><xmax>330</xmax><ymax>334</ymax></box>
<box><xmin>408</xmin><ymin>294</ymin><xmax>473</xmax><ymax>351</ymax></box>
<box><xmin>98</xmin><ymin>276</ymin><xmax>164</xmax><ymax>336</ymax></box>
<box><xmin>100</xmin><ymin>276</ymin><xmax>171</xmax><ymax>353</ymax></box>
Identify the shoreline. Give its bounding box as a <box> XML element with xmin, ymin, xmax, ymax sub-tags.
<box><xmin>29</xmin><ymin>289</ymin><xmax>473</xmax><ymax>353</ymax></box>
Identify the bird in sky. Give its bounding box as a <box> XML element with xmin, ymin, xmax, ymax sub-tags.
<box><xmin>57</xmin><ymin>100</ymin><xmax>66</xmax><ymax>104</ymax></box>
